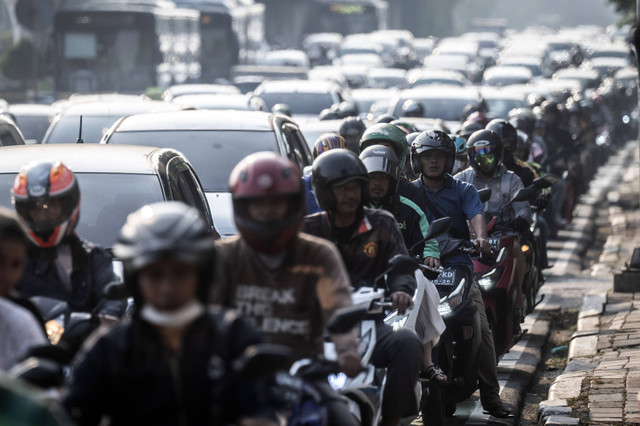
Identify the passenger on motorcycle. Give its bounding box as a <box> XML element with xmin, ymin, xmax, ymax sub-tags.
<box><xmin>359</xmin><ymin>145</ymin><xmax>447</xmax><ymax>384</ymax></box>
<box><xmin>11</xmin><ymin>160</ymin><xmax>121</xmax><ymax>318</ymax></box>
<box><xmin>211</xmin><ymin>152</ymin><xmax>360</xmax><ymax>426</ymax></box>
<box><xmin>304</xmin><ymin>133</ymin><xmax>348</xmax><ymax>214</ymax></box>
<box><xmin>455</xmin><ymin>129</ymin><xmax>530</xmax><ymax>332</ymax></box>
<box><xmin>409</xmin><ymin>130</ymin><xmax>512</xmax><ymax>418</ymax></box>
<box><xmin>64</xmin><ymin>202</ymin><xmax>269</xmax><ymax>426</ymax></box>
<box><xmin>359</xmin><ymin>122</ymin><xmax>417</xmax><ymax>184</ymax></box>
<box><xmin>485</xmin><ymin>119</ymin><xmax>538</xmax><ymax>187</ymax></box>
<box><xmin>0</xmin><ymin>207</ymin><xmax>47</xmax><ymax>372</ymax></box>
<box><xmin>339</xmin><ymin>116</ymin><xmax>367</xmax><ymax>154</ymax></box>
<box><xmin>303</xmin><ymin>149</ymin><xmax>424</xmax><ymax>426</ymax></box>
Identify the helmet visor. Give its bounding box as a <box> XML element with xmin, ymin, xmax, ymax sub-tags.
<box><xmin>471</xmin><ymin>144</ymin><xmax>499</xmax><ymax>174</ymax></box>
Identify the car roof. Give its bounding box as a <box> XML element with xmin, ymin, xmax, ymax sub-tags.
<box><xmin>53</xmin><ymin>100</ymin><xmax>185</xmax><ymax>117</ymax></box>
<box><xmin>255</xmin><ymin>79</ymin><xmax>340</xmax><ymax>93</ymax></box>
<box><xmin>0</xmin><ymin>144</ymin><xmax>177</xmax><ymax>174</ymax></box>
<box><xmin>109</xmin><ymin>109</ymin><xmax>275</xmax><ymax>132</ymax></box>
<box><xmin>397</xmin><ymin>85</ymin><xmax>481</xmax><ymax>100</ymax></box>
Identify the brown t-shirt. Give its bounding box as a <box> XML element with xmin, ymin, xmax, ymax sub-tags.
<box><xmin>211</xmin><ymin>233</ymin><xmax>352</xmax><ymax>359</ymax></box>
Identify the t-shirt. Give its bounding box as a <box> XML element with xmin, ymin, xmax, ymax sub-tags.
<box><xmin>0</xmin><ymin>298</ymin><xmax>47</xmax><ymax>371</ymax></box>
<box><xmin>212</xmin><ymin>233</ymin><xmax>352</xmax><ymax>360</ymax></box>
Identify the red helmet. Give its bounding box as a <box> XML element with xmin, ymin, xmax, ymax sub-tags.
<box><xmin>229</xmin><ymin>152</ymin><xmax>304</xmax><ymax>254</ymax></box>
<box><xmin>11</xmin><ymin>160</ymin><xmax>80</xmax><ymax>248</ymax></box>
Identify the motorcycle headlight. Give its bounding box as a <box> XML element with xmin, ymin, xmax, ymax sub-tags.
<box><xmin>438</xmin><ymin>278</ymin><xmax>466</xmax><ymax>317</ymax></box>
<box><xmin>477</xmin><ymin>267</ymin><xmax>504</xmax><ymax>291</ymax></box>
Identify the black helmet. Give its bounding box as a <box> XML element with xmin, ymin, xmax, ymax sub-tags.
<box><xmin>338</xmin><ymin>116</ymin><xmax>367</xmax><ymax>153</ymax></box>
<box><xmin>486</xmin><ymin>119</ymin><xmax>517</xmax><ymax>159</ymax></box>
<box><xmin>113</xmin><ymin>201</ymin><xmax>215</xmax><ymax>305</ymax></box>
<box><xmin>458</xmin><ymin>120</ymin><xmax>485</xmax><ymax>140</ymax></box>
<box><xmin>508</xmin><ymin>107</ymin><xmax>536</xmax><ymax>137</ymax></box>
<box><xmin>11</xmin><ymin>160</ymin><xmax>80</xmax><ymax>248</ymax></box>
<box><xmin>401</xmin><ymin>99</ymin><xmax>424</xmax><ymax>117</ymax></box>
<box><xmin>336</xmin><ymin>100</ymin><xmax>359</xmax><ymax>118</ymax></box>
<box><xmin>359</xmin><ymin>145</ymin><xmax>400</xmax><ymax>201</ymax></box>
<box><xmin>466</xmin><ymin>129</ymin><xmax>503</xmax><ymax>177</ymax></box>
<box><xmin>311</xmin><ymin>149</ymin><xmax>368</xmax><ymax>212</ymax></box>
<box><xmin>410</xmin><ymin>130</ymin><xmax>455</xmax><ymax>177</ymax></box>
<box><xmin>318</xmin><ymin>108</ymin><xmax>341</xmax><ymax>120</ymax></box>
<box><xmin>374</xmin><ymin>113</ymin><xmax>397</xmax><ymax>124</ymax></box>
<box><xmin>515</xmin><ymin>129</ymin><xmax>532</xmax><ymax>161</ymax></box>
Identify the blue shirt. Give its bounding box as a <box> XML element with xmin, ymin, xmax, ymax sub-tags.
<box><xmin>302</xmin><ymin>174</ymin><xmax>322</xmax><ymax>215</ymax></box>
<box><xmin>411</xmin><ymin>174</ymin><xmax>484</xmax><ymax>267</ymax></box>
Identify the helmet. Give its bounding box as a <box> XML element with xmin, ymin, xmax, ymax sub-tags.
<box><xmin>390</xmin><ymin>119</ymin><xmax>419</xmax><ymax>135</ymax></box>
<box><xmin>272</xmin><ymin>103</ymin><xmax>292</xmax><ymax>117</ymax></box>
<box><xmin>466</xmin><ymin>129</ymin><xmax>503</xmax><ymax>177</ymax></box>
<box><xmin>312</xmin><ymin>133</ymin><xmax>347</xmax><ymax>159</ymax></box>
<box><xmin>458</xmin><ymin>120</ymin><xmax>485</xmax><ymax>140</ymax></box>
<box><xmin>526</xmin><ymin>93</ymin><xmax>546</xmax><ymax>108</ymax></box>
<box><xmin>374</xmin><ymin>113</ymin><xmax>397</xmax><ymax>124</ymax></box>
<box><xmin>339</xmin><ymin>116</ymin><xmax>367</xmax><ymax>140</ymax></box>
<box><xmin>359</xmin><ymin>145</ymin><xmax>400</xmax><ymax>200</ymax></box>
<box><xmin>318</xmin><ymin>108</ymin><xmax>341</xmax><ymax>121</ymax></box>
<box><xmin>508</xmin><ymin>107</ymin><xmax>536</xmax><ymax>137</ymax></box>
<box><xmin>336</xmin><ymin>100</ymin><xmax>359</xmax><ymax>118</ymax></box>
<box><xmin>401</xmin><ymin>99</ymin><xmax>424</xmax><ymax>117</ymax></box>
<box><xmin>486</xmin><ymin>119</ymin><xmax>517</xmax><ymax>159</ymax></box>
<box><xmin>311</xmin><ymin>149</ymin><xmax>368</xmax><ymax>212</ymax></box>
<box><xmin>229</xmin><ymin>152</ymin><xmax>304</xmax><ymax>254</ymax></box>
<box><xmin>359</xmin><ymin>123</ymin><xmax>409</xmax><ymax>169</ymax></box>
<box><xmin>465</xmin><ymin>111</ymin><xmax>489</xmax><ymax>126</ymax></box>
<box><xmin>515</xmin><ymin>129</ymin><xmax>532</xmax><ymax>161</ymax></box>
<box><xmin>11</xmin><ymin>160</ymin><xmax>80</xmax><ymax>248</ymax></box>
<box><xmin>405</xmin><ymin>131</ymin><xmax>420</xmax><ymax>147</ymax></box>
<box><xmin>410</xmin><ymin>130</ymin><xmax>455</xmax><ymax>176</ymax></box>
<box><xmin>452</xmin><ymin>134</ymin><xmax>468</xmax><ymax>157</ymax></box>
<box><xmin>113</xmin><ymin>201</ymin><xmax>214</xmax><ymax>305</ymax></box>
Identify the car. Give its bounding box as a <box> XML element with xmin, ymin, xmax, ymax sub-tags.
<box><xmin>168</xmin><ymin>93</ymin><xmax>267</xmax><ymax>111</ymax></box>
<box><xmin>6</xmin><ymin>104</ymin><xmax>57</xmax><ymax>144</ymax></box>
<box><xmin>302</xmin><ymin>32</ymin><xmax>343</xmax><ymax>66</ymax></box>
<box><xmin>162</xmin><ymin>84</ymin><xmax>241</xmax><ymax>101</ymax></box>
<box><xmin>405</xmin><ymin>68</ymin><xmax>468</xmax><ymax>88</ymax></box>
<box><xmin>253</xmin><ymin>79</ymin><xmax>348</xmax><ymax>119</ymax></box>
<box><xmin>367</xmin><ymin>68</ymin><xmax>407</xmax><ymax>89</ymax></box>
<box><xmin>0</xmin><ymin>115</ymin><xmax>27</xmax><ymax>146</ymax></box>
<box><xmin>552</xmin><ymin>67</ymin><xmax>600</xmax><ymax>92</ymax></box>
<box><xmin>388</xmin><ymin>85</ymin><xmax>483</xmax><ymax>130</ymax></box>
<box><xmin>296</xmin><ymin>118</ymin><xmax>344</xmax><ymax>150</ymax></box>
<box><xmin>42</xmin><ymin>100</ymin><xmax>185</xmax><ymax>144</ymax></box>
<box><xmin>0</xmin><ymin>144</ymin><xmax>218</xmax><ymax>252</ymax></box>
<box><xmin>482</xmin><ymin>66</ymin><xmax>533</xmax><ymax>87</ymax></box>
<box><xmin>256</xmin><ymin>50</ymin><xmax>310</xmax><ymax>68</ymax></box>
<box><xmin>100</xmin><ymin>110</ymin><xmax>312</xmax><ymax>237</ymax></box>
<box><xmin>351</xmin><ymin>88</ymin><xmax>398</xmax><ymax>120</ymax></box>
<box><xmin>479</xmin><ymin>86</ymin><xmax>527</xmax><ymax>120</ymax></box>
<box><xmin>496</xmin><ymin>56</ymin><xmax>545</xmax><ymax>78</ymax></box>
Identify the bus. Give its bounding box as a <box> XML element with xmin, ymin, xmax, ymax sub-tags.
<box><xmin>52</xmin><ymin>0</ymin><xmax>200</xmax><ymax>94</ymax></box>
<box><xmin>304</xmin><ymin>0</ymin><xmax>387</xmax><ymax>36</ymax></box>
<box><xmin>175</xmin><ymin>0</ymin><xmax>265</xmax><ymax>82</ymax></box>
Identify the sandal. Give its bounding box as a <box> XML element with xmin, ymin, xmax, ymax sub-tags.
<box><xmin>424</xmin><ymin>364</ymin><xmax>447</xmax><ymax>384</ymax></box>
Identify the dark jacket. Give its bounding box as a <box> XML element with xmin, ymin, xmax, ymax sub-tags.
<box><xmin>63</xmin><ymin>310</ymin><xmax>265</xmax><ymax>426</ymax></box>
<box><xmin>302</xmin><ymin>207</ymin><xmax>416</xmax><ymax>296</ymax></box>
<box><xmin>16</xmin><ymin>234</ymin><xmax>119</xmax><ymax>315</ymax></box>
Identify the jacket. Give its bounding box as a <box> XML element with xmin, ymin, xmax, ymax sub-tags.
<box><xmin>302</xmin><ymin>207</ymin><xmax>416</xmax><ymax>296</ymax></box>
<box><xmin>16</xmin><ymin>234</ymin><xmax>119</xmax><ymax>315</ymax></box>
<box><xmin>63</xmin><ymin>309</ymin><xmax>264</xmax><ymax>426</ymax></box>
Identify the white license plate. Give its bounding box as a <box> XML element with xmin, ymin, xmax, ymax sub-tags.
<box><xmin>433</xmin><ymin>269</ymin><xmax>456</xmax><ymax>286</ymax></box>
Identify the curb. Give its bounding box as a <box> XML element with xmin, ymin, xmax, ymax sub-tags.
<box><xmin>537</xmin><ymin>141</ymin><xmax>639</xmax><ymax>425</ymax></box>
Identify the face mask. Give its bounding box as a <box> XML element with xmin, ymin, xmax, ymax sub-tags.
<box><xmin>140</xmin><ymin>300</ymin><xmax>205</xmax><ymax>328</ymax></box>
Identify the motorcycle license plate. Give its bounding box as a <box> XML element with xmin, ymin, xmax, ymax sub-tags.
<box><xmin>433</xmin><ymin>269</ymin><xmax>456</xmax><ymax>286</ymax></box>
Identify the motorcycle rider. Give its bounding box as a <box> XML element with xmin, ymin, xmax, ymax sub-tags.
<box><xmin>339</xmin><ymin>116</ymin><xmax>367</xmax><ymax>154</ymax></box>
<box><xmin>455</xmin><ymin>129</ymin><xmax>532</xmax><ymax>334</ymax></box>
<box><xmin>64</xmin><ymin>202</ymin><xmax>269</xmax><ymax>426</ymax></box>
<box><xmin>0</xmin><ymin>207</ymin><xmax>47</xmax><ymax>372</ymax></box>
<box><xmin>359</xmin><ymin>145</ymin><xmax>446</xmax><ymax>384</ymax></box>
<box><xmin>409</xmin><ymin>130</ymin><xmax>512</xmax><ymax>418</ymax></box>
<box><xmin>485</xmin><ymin>119</ymin><xmax>538</xmax><ymax>187</ymax></box>
<box><xmin>11</xmin><ymin>160</ymin><xmax>121</xmax><ymax>318</ymax></box>
<box><xmin>302</xmin><ymin>149</ymin><xmax>424</xmax><ymax>426</ymax></box>
<box><xmin>211</xmin><ymin>152</ymin><xmax>360</xmax><ymax>426</ymax></box>
<box><xmin>304</xmin><ymin>133</ymin><xmax>348</xmax><ymax>214</ymax></box>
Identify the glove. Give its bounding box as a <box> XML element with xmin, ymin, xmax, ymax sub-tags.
<box><xmin>509</xmin><ymin>217</ymin><xmax>529</xmax><ymax>232</ymax></box>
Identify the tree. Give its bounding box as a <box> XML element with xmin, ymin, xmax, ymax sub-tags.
<box><xmin>607</xmin><ymin>0</ymin><xmax>635</xmax><ymax>25</ymax></box>
<box><xmin>0</xmin><ymin>39</ymin><xmax>46</xmax><ymax>88</ymax></box>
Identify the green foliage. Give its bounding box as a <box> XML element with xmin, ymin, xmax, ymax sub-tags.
<box><xmin>0</xmin><ymin>39</ymin><xmax>47</xmax><ymax>85</ymax></box>
<box><xmin>607</xmin><ymin>0</ymin><xmax>635</xmax><ymax>25</ymax></box>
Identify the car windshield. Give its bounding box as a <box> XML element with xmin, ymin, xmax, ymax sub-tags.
<box><xmin>485</xmin><ymin>98</ymin><xmax>525</xmax><ymax>120</ymax></box>
<box><xmin>46</xmin><ymin>115</ymin><xmax>124</xmax><ymax>143</ymax></box>
<box><xmin>14</xmin><ymin>115</ymin><xmax>51</xmax><ymax>142</ymax></box>
<box><xmin>257</xmin><ymin>92</ymin><xmax>335</xmax><ymax>115</ymax></box>
<box><xmin>106</xmin><ymin>130</ymin><xmax>279</xmax><ymax>191</ymax></box>
<box><xmin>394</xmin><ymin>97</ymin><xmax>477</xmax><ymax>121</ymax></box>
<box><xmin>0</xmin><ymin>173</ymin><xmax>164</xmax><ymax>249</ymax></box>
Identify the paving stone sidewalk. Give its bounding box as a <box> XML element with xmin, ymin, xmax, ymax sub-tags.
<box><xmin>539</xmin><ymin>142</ymin><xmax>640</xmax><ymax>425</ymax></box>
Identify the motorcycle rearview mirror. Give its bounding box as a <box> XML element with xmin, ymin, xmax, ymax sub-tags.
<box><xmin>103</xmin><ymin>281</ymin><xmax>129</xmax><ymax>300</ymax></box>
<box><xmin>424</xmin><ymin>217</ymin><xmax>451</xmax><ymax>241</ymax></box>
<box><xmin>232</xmin><ymin>344</ymin><xmax>293</xmax><ymax>378</ymax></box>
<box><xmin>477</xmin><ymin>187</ymin><xmax>491</xmax><ymax>203</ymax></box>
<box><xmin>508</xmin><ymin>186</ymin><xmax>538</xmax><ymax>204</ymax></box>
<box><xmin>387</xmin><ymin>254</ymin><xmax>420</xmax><ymax>275</ymax></box>
<box><xmin>532</xmin><ymin>174</ymin><xmax>556</xmax><ymax>189</ymax></box>
<box><xmin>327</xmin><ymin>305</ymin><xmax>369</xmax><ymax>334</ymax></box>
<box><xmin>7</xmin><ymin>357</ymin><xmax>65</xmax><ymax>389</ymax></box>
<box><xmin>22</xmin><ymin>344</ymin><xmax>74</xmax><ymax>365</ymax></box>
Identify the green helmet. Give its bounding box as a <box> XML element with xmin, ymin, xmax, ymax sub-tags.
<box><xmin>359</xmin><ymin>123</ymin><xmax>409</xmax><ymax>169</ymax></box>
